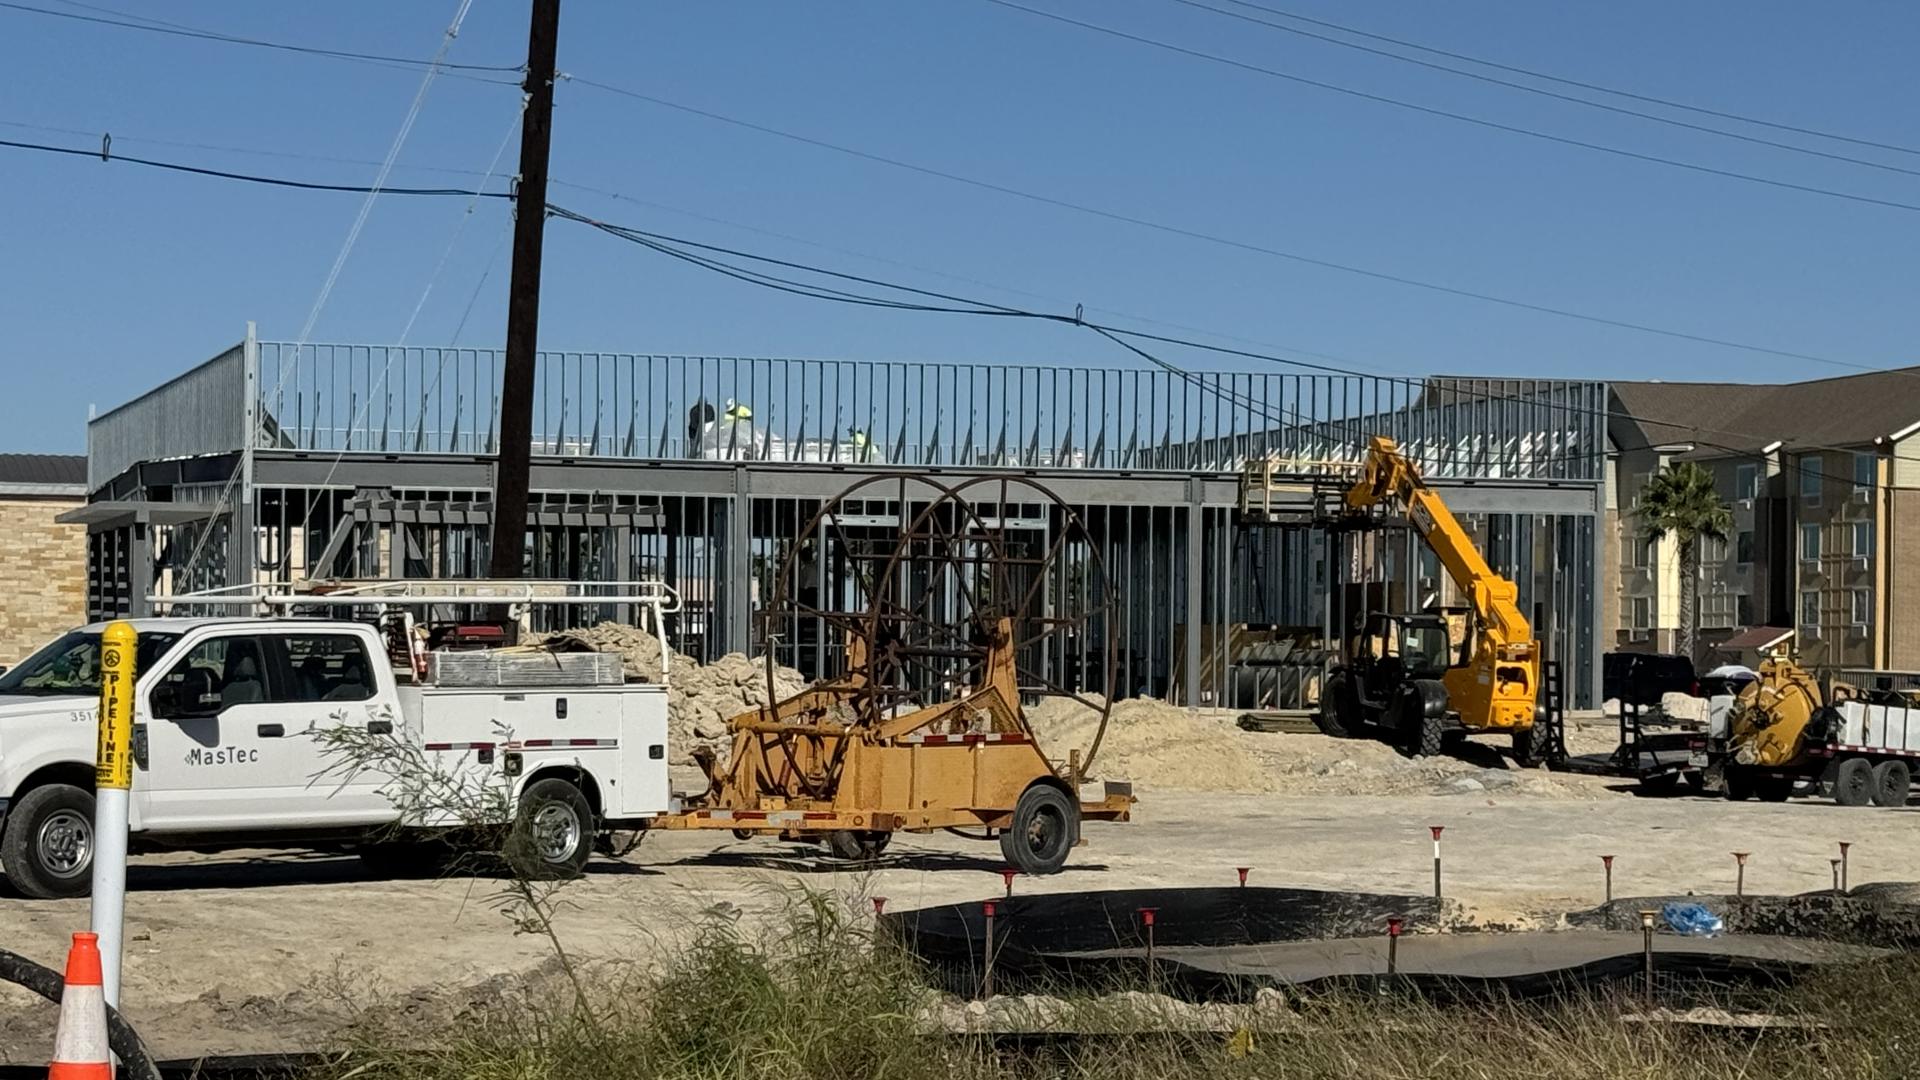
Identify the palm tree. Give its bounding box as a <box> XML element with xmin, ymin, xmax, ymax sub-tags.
<box><xmin>1637</xmin><ymin>461</ymin><xmax>1735</xmax><ymax>662</ymax></box>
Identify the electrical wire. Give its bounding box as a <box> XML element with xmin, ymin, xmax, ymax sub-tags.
<box><xmin>561</xmin><ymin>77</ymin><xmax>1896</xmax><ymax>376</ymax></box>
<box><xmin>1168</xmin><ymin>0</ymin><xmax>1920</xmax><ymax>179</ymax></box>
<box><xmin>180</xmin><ymin>0</ymin><xmax>483</xmax><ymax>581</ymax></box>
<box><xmin>0</xmin><ymin>137</ymin><xmax>507</xmax><ymax>197</ymax></box>
<box><xmin>1201</xmin><ymin>0</ymin><xmax>1920</xmax><ymax>159</ymax></box>
<box><xmin>0</xmin><ymin>0</ymin><xmax>522</xmax><ymax>76</ymax></box>
<box><xmin>980</xmin><ymin>0</ymin><xmax>1920</xmax><ymax>216</ymax></box>
<box><xmin>547</xmin><ymin>200</ymin><xmax>1915</xmax><ymax>486</ymax></box>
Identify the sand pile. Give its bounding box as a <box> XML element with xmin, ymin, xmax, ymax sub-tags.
<box><xmin>1028</xmin><ymin>695</ymin><xmax>1281</xmax><ymax>794</ymax></box>
<box><xmin>1025</xmin><ymin>694</ymin><xmax>1598</xmax><ymax>799</ymax></box>
<box><xmin>542</xmin><ymin>622</ymin><xmax>809</xmax><ymax>764</ymax></box>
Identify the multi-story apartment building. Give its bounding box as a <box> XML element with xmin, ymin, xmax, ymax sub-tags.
<box><xmin>1607</xmin><ymin>367</ymin><xmax>1920</xmax><ymax>668</ymax></box>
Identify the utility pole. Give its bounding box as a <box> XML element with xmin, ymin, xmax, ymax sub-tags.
<box><xmin>487</xmin><ymin>0</ymin><xmax>561</xmax><ymax>580</ymax></box>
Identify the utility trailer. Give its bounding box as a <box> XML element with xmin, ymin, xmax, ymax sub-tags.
<box><xmin>651</xmin><ymin>474</ymin><xmax>1135</xmax><ymax>874</ymax></box>
<box><xmin>1555</xmin><ymin>696</ymin><xmax>1708</xmax><ymax>793</ymax></box>
<box><xmin>1719</xmin><ymin>659</ymin><xmax>1920</xmax><ymax>807</ymax></box>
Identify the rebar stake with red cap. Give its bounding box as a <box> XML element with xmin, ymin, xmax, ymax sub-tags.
<box><xmin>1429</xmin><ymin>826</ymin><xmax>1445</xmax><ymax>899</ymax></box>
<box><xmin>1732</xmin><ymin>852</ymin><xmax>1750</xmax><ymax>898</ymax></box>
<box><xmin>980</xmin><ymin>900</ymin><xmax>998</xmax><ymax>1000</ymax></box>
<box><xmin>1237</xmin><ymin>867</ymin><xmax>1251</xmax><ymax>888</ymax></box>
<box><xmin>1601</xmin><ymin>855</ymin><xmax>1615</xmax><ymax>904</ymax></box>
<box><xmin>1386</xmin><ymin>917</ymin><xmax>1404</xmax><ymax>977</ymax></box>
<box><xmin>1839</xmin><ymin>842</ymin><xmax>1852</xmax><ymax>893</ymax></box>
<box><xmin>1001</xmin><ymin>868</ymin><xmax>1018</xmax><ymax>898</ymax></box>
<box><xmin>872</xmin><ymin>896</ymin><xmax>888</xmax><ymax>917</ymax></box>
<box><xmin>1139</xmin><ymin>908</ymin><xmax>1158</xmax><ymax>985</ymax></box>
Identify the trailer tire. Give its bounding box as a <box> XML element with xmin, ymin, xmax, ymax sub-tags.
<box><xmin>506</xmin><ymin>778</ymin><xmax>595</xmax><ymax>880</ymax></box>
<box><xmin>1000</xmin><ymin>784</ymin><xmax>1079</xmax><ymax>876</ymax></box>
<box><xmin>1833</xmin><ymin>758</ymin><xmax>1874</xmax><ymax>808</ymax></box>
<box><xmin>1870</xmin><ymin>760</ymin><xmax>1911</xmax><ymax>807</ymax></box>
<box><xmin>825</xmin><ymin>830</ymin><xmax>892</xmax><ymax>862</ymax></box>
<box><xmin>1</xmin><ymin>783</ymin><xmax>95</xmax><ymax>900</ymax></box>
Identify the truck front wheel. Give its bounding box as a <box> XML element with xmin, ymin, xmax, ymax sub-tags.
<box><xmin>506</xmin><ymin>778</ymin><xmax>595</xmax><ymax>881</ymax></box>
<box><xmin>2</xmin><ymin>784</ymin><xmax>96</xmax><ymax>900</ymax></box>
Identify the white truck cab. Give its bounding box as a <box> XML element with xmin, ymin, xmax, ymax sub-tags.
<box><xmin>0</xmin><ymin>617</ymin><xmax>670</xmax><ymax>899</ymax></box>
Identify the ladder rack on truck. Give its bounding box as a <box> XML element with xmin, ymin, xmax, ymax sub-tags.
<box><xmin>0</xmin><ymin>585</ymin><xmax>684</xmax><ymax>899</ymax></box>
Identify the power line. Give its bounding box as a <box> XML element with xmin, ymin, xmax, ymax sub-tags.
<box><xmin>547</xmin><ymin>200</ymin><xmax>1915</xmax><ymax>483</ymax></box>
<box><xmin>1168</xmin><ymin>0</ymin><xmax>1920</xmax><ymax>179</ymax></box>
<box><xmin>0</xmin><ymin>136</ymin><xmax>508</xmax><ymax>197</ymax></box>
<box><xmin>1202</xmin><ymin>0</ymin><xmax>1920</xmax><ymax>159</ymax></box>
<box><xmin>563</xmin><ymin>77</ymin><xmax>1899</xmax><ymax>376</ymax></box>
<box><xmin>0</xmin><ymin>0</ymin><xmax>522</xmax><ymax>77</ymax></box>
<box><xmin>979</xmin><ymin>0</ymin><xmax>1920</xmax><ymax>216</ymax></box>
<box><xmin>0</xmin><ymin>119</ymin><xmax>501</xmax><ymax>180</ymax></box>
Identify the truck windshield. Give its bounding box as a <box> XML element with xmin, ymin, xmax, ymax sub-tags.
<box><xmin>0</xmin><ymin>630</ymin><xmax>182</xmax><ymax>697</ymax></box>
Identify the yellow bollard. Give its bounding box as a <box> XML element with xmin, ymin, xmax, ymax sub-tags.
<box><xmin>90</xmin><ymin>621</ymin><xmax>137</xmax><ymax>1010</ymax></box>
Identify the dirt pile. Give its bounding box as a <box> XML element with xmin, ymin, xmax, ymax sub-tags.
<box><xmin>542</xmin><ymin>622</ymin><xmax>809</xmax><ymax>764</ymax></box>
<box><xmin>1027</xmin><ymin>696</ymin><xmax>1281</xmax><ymax>794</ymax></box>
<box><xmin>1025</xmin><ymin>695</ymin><xmax>1597</xmax><ymax>798</ymax></box>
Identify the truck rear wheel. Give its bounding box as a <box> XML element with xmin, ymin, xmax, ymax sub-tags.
<box><xmin>1</xmin><ymin>783</ymin><xmax>95</xmax><ymax>900</ymax></box>
<box><xmin>1000</xmin><ymin>784</ymin><xmax>1079</xmax><ymax>876</ymax></box>
<box><xmin>506</xmin><ymin>778</ymin><xmax>595</xmax><ymax>880</ymax></box>
<box><xmin>1833</xmin><ymin>758</ymin><xmax>1874</xmax><ymax>807</ymax></box>
<box><xmin>1870</xmin><ymin>760</ymin><xmax>1911</xmax><ymax>807</ymax></box>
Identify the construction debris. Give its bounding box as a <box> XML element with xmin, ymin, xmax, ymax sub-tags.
<box><xmin>540</xmin><ymin>622</ymin><xmax>809</xmax><ymax>765</ymax></box>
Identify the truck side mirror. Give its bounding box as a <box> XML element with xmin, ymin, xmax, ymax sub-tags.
<box><xmin>151</xmin><ymin>681</ymin><xmax>181</xmax><ymax>718</ymax></box>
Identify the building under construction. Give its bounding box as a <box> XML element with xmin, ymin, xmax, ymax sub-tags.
<box><xmin>70</xmin><ymin>324</ymin><xmax>1610</xmax><ymax>708</ymax></box>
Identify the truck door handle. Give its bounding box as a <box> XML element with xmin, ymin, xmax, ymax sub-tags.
<box><xmin>367</xmin><ymin>720</ymin><xmax>394</xmax><ymax>736</ymax></box>
<box><xmin>257</xmin><ymin>723</ymin><xmax>285</xmax><ymax>738</ymax></box>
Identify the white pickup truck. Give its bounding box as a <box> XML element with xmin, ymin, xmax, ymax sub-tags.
<box><xmin>0</xmin><ymin>617</ymin><xmax>670</xmax><ymax>899</ymax></box>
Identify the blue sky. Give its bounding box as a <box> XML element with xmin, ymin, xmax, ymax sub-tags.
<box><xmin>2</xmin><ymin>0</ymin><xmax>1916</xmax><ymax>452</ymax></box>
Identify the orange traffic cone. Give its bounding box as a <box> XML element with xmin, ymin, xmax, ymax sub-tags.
<box><xmin>48</xmin><ymin>932</ymin><xmax>110</xmax><ymax>1079</ymax></box>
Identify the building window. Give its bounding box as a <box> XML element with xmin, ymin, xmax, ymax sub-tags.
<box><xmin>1631</xmin><ymin>534</ymin><xmax>1650</xmax><ymax>569</ymax></box>
<box><xmin>1800</xmin><ymin>455</ymin><xmax>1823</xmax><ymax>502</ymax></box>
<box><xmin>1736</xmin><ymin>594</ymin><xmax>1754</xmax><ymax>627</ymax></box>
<box><xmin>1852</xmin><ymin>589</ymin><xmax>1872</xmax><ymax>626</ymax></box>
<box><xmin>1631</xmin><ymin>596</ymin><xmax>1651</xmax><ymax>630</ymax></box>
<box><xmin>1855</xmin><ymin>452</ymin><xmax>1876</xmax><ymax>494</ymax></box>
<box><xmin>1736</xmin><ymin>463</ymin><xmax>1758</xmax><ymax>501</ymax></box>
<box><xmin>1801</xmin><ymin>523</ymin><xmax>1821</xmax><ymax>561</ymax></box>
<box><xmin>1801</xmin><ymin>590</ymin><xmax>1821</xmax><ymax>630</ymax></box>
<box><xmin>1854</xmin><ymin>521</ymin><xmax>1874</xmax><ymax>558</ymax></box>
<box><xmin>1736</xmin><ymin>530</ymin><xmax>1754</xmax><ymax>564</ymax></box>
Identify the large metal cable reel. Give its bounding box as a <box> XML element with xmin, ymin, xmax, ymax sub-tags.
<box><xmin>760</xmin><ymin>472</ymin><xmax>1118</xmax><ymax>796</ymax></box>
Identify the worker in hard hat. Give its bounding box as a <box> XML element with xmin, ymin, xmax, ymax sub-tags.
<box><xmin>849</xmin><ymin>426</ymin><xmax>870</xmax><ymax>463</ymax></box>
<box><xmin>723</xmin><ymin>398</ymin><xmax>753</xmax><ymax>422</ymax></box>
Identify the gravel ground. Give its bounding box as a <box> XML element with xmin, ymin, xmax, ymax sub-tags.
<box><xmin>3</xmin><ymin>720</ymin><xmax>1909</xmax><ymax>1062</ymax></box>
